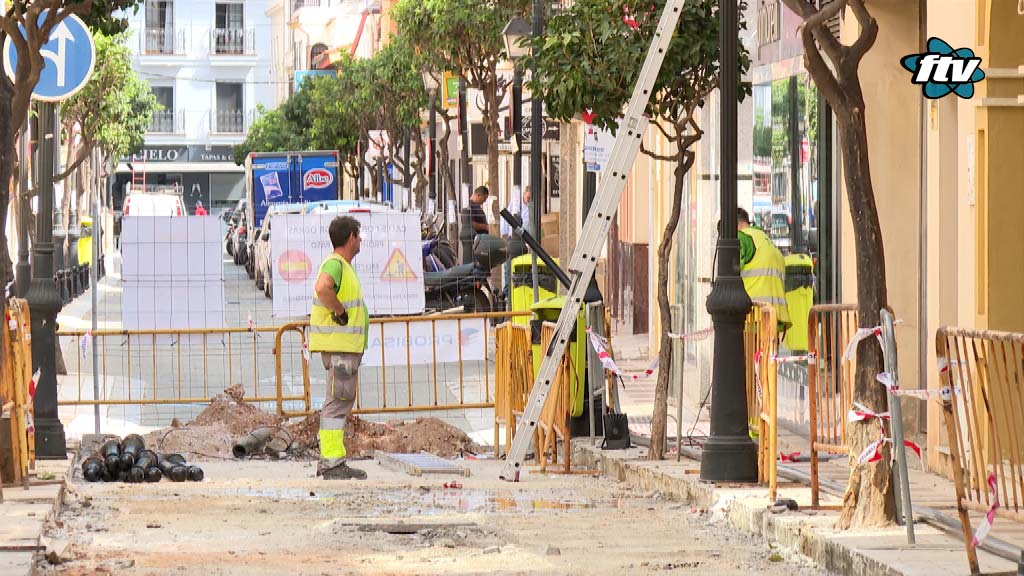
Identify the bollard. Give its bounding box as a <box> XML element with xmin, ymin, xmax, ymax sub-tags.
<box><xmin>880</xmin><ymin>308</ymin><xmax>915</xmax><ymax>545</ymax></box>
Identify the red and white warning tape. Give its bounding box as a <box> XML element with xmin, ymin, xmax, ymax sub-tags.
<box><xmin>5</xmin><ymin>310</ymin><xmax>16</xmax><ymax>331</ymax></box>
<box><xmin>972</xmin><ymin>473</ymin><xmax>1000</xmax><ymax>548</ymax></box>
<box><xmin>667</xmin><ymin>326</ymin><xmax>714</xmax><ymax>341</ymax></box>
<box><xmin>301</xmin><ymin>340</ymin><xmax>310</xmax><ymax>362</ymax></box>
<box><xmin>848</xmin><ymin>401</ymin><xmax>891</xmax><ymax>423</ymax></box>
<box><xmin>877</xmin><ymin>371</ymin><xmax>962</xmax><ymax>401</ymax></box>
<box><xmin>842</xmin><ymin>327</ymin><xmax>883</xmax><ymax>363</ymax></box>
<box><xmin>25</xmin><ymin>369</ymin><xmax>39</xmax><ymax>433</ymax></box>
<box><xmin>586</xmin><ymin>328</ymin><xmax>660</xmax><ymax>381</ymax></box>
<box><xmin>586</xmin><ymin>328</ymin><xmax>623</xmax><ymax>377</ymax></box>
<box><xmin>771</xmin><ymin>352</ymin><xmax>816</xmax><ymax>364</ymax></box>
<box><xmin>856</xmin><ymin>430</ymin><xmax>886</xmax><ymax>464</ymax></box>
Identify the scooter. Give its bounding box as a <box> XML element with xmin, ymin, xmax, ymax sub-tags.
<box><xmin>423</xmin><ymin>233</ymin><xmax>523</xmax><ymax>313</ymax></box>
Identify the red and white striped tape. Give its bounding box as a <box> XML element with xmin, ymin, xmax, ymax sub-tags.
<box><xmin>972</xmin><ymin>473</ymin><xmax>1000</xmax><ymax>548</ymax></box>
<box><xmin>247</xmin><ymin>314</ymin><xmax>255</xmax><ymax>332</ymax></box>
<box><xmin>842</xmin><ymin>327</ymin><xmax>883</xmax><ymax>363</ymax></box>
<box><xmin>856</xmin><ymin>431</ymin><xmax>886</xmax><ymax>464</ymax></box>
<box><xmin>848</xmin><ymin>401</ymin><xmax>891</xmax><ymax>423</ymax></box>
<box><xmin>667</xmin><ymin>327</ymin><xmax>714</xmax><ymax>341</ymax></box>
<box><xmin>25</xmin><ymin>369</ymin><xmax>39</xmax><ymax>433</ymax></box>
<box><xmin>301</xmin><ymin>340</ymin><xmax>310</xmax><ymax>362</ymax></box>
<box><xmin>586</xmin><ymin>328</ymin><xmax>623</xmax><ymax>377</ymax></box>
<box><xmin>771</xmin><ymin>352</ymin><xmax>816</xmax><ymax>364</ymax></box>
<box><xmin>586</xmin><ymin>328</ymin><xmax>660</xmax><ymax>381</ymax></box>
<box><xmin>5</xmin><ymin>311</ymin><xmax>16</xmax><ymax>331</ymax></box>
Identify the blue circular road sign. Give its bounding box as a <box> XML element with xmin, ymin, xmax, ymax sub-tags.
<box><xmin>2</xmin><ymin>12</ymin><xmax>96</xmax><ymax>102</ymax></box>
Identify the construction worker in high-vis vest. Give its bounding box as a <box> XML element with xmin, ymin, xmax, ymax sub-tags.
<box><xmin>309</xmin><ymin>215</ymin><xmax>369</xmax><ymax>480</ymax></box>
<box><xmin>737</xmin><ymin>208</ymin><xmax>791</xmax><ymax>439</ymax></box>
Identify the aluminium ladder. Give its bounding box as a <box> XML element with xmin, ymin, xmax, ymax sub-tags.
<box><xmin>499</xmin><ymin>0</ymin><xmax>688</xmax><ymax>481</ymax></box>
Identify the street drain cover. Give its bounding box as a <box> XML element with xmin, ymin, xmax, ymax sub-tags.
<box><xmin>375</xmin><ymin>452</ymin><xmax>471</xmax><ymax>477</ymax></box>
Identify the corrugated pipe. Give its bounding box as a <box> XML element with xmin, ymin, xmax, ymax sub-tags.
<box><xmin>81</xmin><ymin>437</ymin><xmax>203</xmax><ymax>483</ymax></box>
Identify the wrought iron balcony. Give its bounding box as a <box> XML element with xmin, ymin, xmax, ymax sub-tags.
<box><xmin>142</xmin><ymin>28</ymin><xmax>187</xmax><ymax>55</ymax></box>
<box><xmin>210</xmin><ymin>28</ymin><xmax>255</xmax><ymax>56</ymax></box>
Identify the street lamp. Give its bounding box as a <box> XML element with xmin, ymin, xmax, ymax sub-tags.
<box><xmin>503</xmin><ymin>5</ymin><xmax>543</xmax><ymax>303</ymax></box>
<box><xmin>25</xmin><ymin>101</ymin><xmax>68</xmax><ymax>459</ymax></box>
<box><xmin>422</xmin><ymin>71</ymin><xmax>439</xmax><ymax>211</ymax></box>
<box><xmin>700</xmin><ymin>0</ymin><xmax>756</xmax><ymax>482</ymax></box>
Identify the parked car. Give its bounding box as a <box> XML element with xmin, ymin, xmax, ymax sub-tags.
<box><xmin>254</xmin><ymin>203</ymin><xmax>305</xmax><ymax>296</ymax></box>
<box><xmin>123</xmin><ymin>192</ymin><xmax>186</xmax><ymax>217</ymax></box>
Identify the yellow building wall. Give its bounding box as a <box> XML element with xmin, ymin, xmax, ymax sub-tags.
<box><xmin>974</xmin><ymin>1</ymin><xmax>1024</xmax><ymax>332</ymax></box>
<box><xmin>838</xmin><ymin>1</ymin><xmax>923</xmax><ymax>423</ymax></box>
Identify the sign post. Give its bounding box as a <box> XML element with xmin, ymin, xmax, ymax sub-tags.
<box><xmin>4</xmin><ymin>11</ymin><xmax>96</xmax><ymax>453</ymax></box>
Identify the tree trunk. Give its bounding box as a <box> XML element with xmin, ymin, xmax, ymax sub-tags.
<box><xmin>836</xmin><ymin>107</ymin><xmax>894</xmax><ymax>529</ymax></box>
<box><xmin>482</xmin><ymin>81</ymin><xmax>501</xmax><ymax>222</ymax></box>
<box><xmin>650</xmin><ymin>149</ymin><xmax>694</xmax><ymax>460</ymax></box>
<box><xmin>0</xmin><ymin>73</ymin><xmax>15</xmax><ymax>292</ymax></box>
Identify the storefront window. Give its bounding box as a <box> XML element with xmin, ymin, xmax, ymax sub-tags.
<box><xmin>752</xmin><ymin>74</ymin><xmax>818</xmax><ymax>258</ymax></box>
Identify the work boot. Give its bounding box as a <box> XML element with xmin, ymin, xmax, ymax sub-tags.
<box><xmin>318</xmin><ymin>461</ymin><xmax>367</xmax><ymax>480</ymax></box>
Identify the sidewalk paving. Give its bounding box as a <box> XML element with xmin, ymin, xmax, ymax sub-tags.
<box><xmin>0</xmin><ymin>457</ymin><xmax>72</xmax><ymax>576</ymax></box>
<box><xmin>572</xmin><ymin>441</ymin><xmax>1018</xmax><ymax>576</ymax></box>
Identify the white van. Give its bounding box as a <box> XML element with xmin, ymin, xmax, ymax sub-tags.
<box><xmin>123</xmin><ymin>193</ymin><xmax>186</xmax><ymax>217</ymax></box>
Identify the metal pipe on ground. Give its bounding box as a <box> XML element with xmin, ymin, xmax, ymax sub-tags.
<box><xmin>166</xmin><ymin>453</ymin><xmax>204</xmax><ymax>482</ymax></box>
<box><xmin>100</xmin><ymin>439</ymin><xmax>122</xmax><ymax>475</ymax></box>
<box><xmin>157</xmin><ymin>453</ymin><xmax>188</xmax><ymax>482</ymax></box>
<box><xmin>120</xmin><ymin>434</ymin><xmax>145</xmax><ymax>469</ymax></box>
<box><xmin>135</xmin><ymin>450</ymin><xmax>162</xmax><ymax>483</ymax></box>
<box><xmin>233</xmin><ymin>428</ymin><xmax>276</xmax><ymax>459</ymax></box>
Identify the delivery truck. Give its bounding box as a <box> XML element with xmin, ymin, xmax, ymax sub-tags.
<box><xmin>244</xmin><ymin>150</ymin><xmax>341</xmax><ymax>230</ymax></box>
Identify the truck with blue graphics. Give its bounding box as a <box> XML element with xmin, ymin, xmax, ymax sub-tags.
<box><xmin>244</xmin><ymin>150</ymin><xmax>342</xmax><ymax>230</ymax></box>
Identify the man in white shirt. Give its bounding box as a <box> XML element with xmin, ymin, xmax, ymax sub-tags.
<box><xmin>501</xmin><ymin>185</ymin><xmax>532</xmax><ymax>301</ymax></box>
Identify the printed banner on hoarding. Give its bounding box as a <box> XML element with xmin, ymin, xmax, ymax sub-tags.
<box><xmin>271</xmin><ymin>211</ymin><xmax>425</xmax><ymax>318</ymax></box>
<box><xmin>361</xmin><ymin>318</ymin><xmax>487</xmax><ymax>367</ymax></box>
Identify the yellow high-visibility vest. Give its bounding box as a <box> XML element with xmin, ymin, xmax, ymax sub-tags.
<box><xmin>740</xmin><ymin>227</ymin><xmax>791</xmax><ymax>328</ymax></box>
<box><xmin>309</xmin><ymin>254</ymin><xmax>368</xmax><ymax>353</ymax></box>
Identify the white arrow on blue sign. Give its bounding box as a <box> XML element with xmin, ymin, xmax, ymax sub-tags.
<box><xmin>2</xmin><ymin>12</ymin><xmax>96</xmax><ymax>102</ymax></box>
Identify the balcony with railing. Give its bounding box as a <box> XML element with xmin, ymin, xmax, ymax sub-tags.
<box><xmin>210</xmin><ymin>109</ymin><xmax>247</xmax><ymax>134</ymax></box>
<box><xmin>140</xmin><ymin>28</ymin><xmax>188</xmax><ymax>57</ymax></box>
<box><xmin>210</xmin><ymin>28</ymin><xmax>256</xmax><ymax>57</ymax></box>
<box><xmin>292</xmin><ymin>0</ymin><xmax>338</xmax><ymax>11</ymax></box>
<box><xmin>147</xmin><ymin>109</ymin><xmax>185</xmax><ymax>134</ymax></box>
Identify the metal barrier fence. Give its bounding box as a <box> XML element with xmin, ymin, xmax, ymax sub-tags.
<box><xmin>493</xmin><ymin>322</ymin><xmax>533</xmax><ymax>457</ymax></box>
<box><xmin>57</xmin><ymin>311</ymin><xmax>529</xmax><ymax>427</ymax></box>
<box><xmin>1</xmin><ymin>298</ymin><xmax>35</xmax><ymax>492</ymax></box>
<box><xmin>807</xmin><ymin>303</ymin><xmax>859</xmax><ymax>507</ymax></box>
<box><xmin>745</xmin><ymin>304</ymin><xmax>779</xmax><ymax>501</ymax></box>
<box><xmin>936</xmin><ymin>327</ymin><xmax>1024</xmax><ymax>574</ymax></box>
<box><xmin>536</xmin><ymin>321</ymin><xmax>575</xmax><ymax>472</ymax></box>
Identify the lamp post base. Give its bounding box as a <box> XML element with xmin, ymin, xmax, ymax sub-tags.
<box><xmin>33</xmin><ymin>417</ymin><xmax>68</xmax><ymax>460</ymax></box>
<box><xmin>701</xmin><ymin>245</ymin><xmax>757</xmax><ymax>483</ymax></box>
<box><xmin>700</xmin><ymin>434</ymin><xmax>757</xmax><ymax>483</ymax></box>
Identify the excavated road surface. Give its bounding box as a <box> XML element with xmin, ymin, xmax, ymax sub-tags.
<box><xmin>37</xmin><ymin>459</ymin><xmax>834</xmax><ymax>575</ymax></box>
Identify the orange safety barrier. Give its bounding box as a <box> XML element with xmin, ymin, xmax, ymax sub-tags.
<box><xmin>494</xmin><ymin>322</ymin><xmax>533</xmax><ymax>457</ymax></box>
<box><xmin>1</xmin><ymin>298</ymin><xmax>34</xmax><ymax>490</ymax></box>
<box><xmin>535</xmin><ymin>322</ymin><xmax>575</xmax><ymax>473</ymax></box>
<box><xmin>58</xmin><ymin>310</ymin><xmax>532</xmax><ymax>421</ymax></box>
<box><xmin>936</xmin><ymin>327</ymin><xmax>1024</xmax><ymax>575</ymax></box>
<box><xmin>807</xmin><ymin>304</ymin><xmax>859</xmax><ymax>507</ymax></box>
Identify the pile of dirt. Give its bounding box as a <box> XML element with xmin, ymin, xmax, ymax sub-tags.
<box><xmin>144</xmin><ymin>386</ymin><xmax>480</xmax><ymax>460</ymax></box>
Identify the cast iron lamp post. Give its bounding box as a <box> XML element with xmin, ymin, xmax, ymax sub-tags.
<box><xmin>700</xmin><ymin>0</ymin><xmax>757</xmax><ymax>483</ymax></box>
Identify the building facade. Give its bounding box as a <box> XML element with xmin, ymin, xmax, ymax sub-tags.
<box><xmin>115</xmin><ymin>0</ymin><xmax>279</xmax><ymax>212</ymax></box>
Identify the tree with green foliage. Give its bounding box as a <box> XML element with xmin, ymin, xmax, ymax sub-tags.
<box><xmin>529</xmin><ymin>0</ymin><xmax>749</xmax><ymax>459</ymax></box>
<box><xmin>371</xmin><ymin>36</ymin><xmax>429</xmax><ymax>206</ymax></box>
<box><xmin>0</xmin><ymin>0</ymin><xmax>143</xmax><ymax>290</ymax></box>
<box><xmin>57</xmin><ymin>32</ymin><xmax>156</xmax><ymax>230</ymax></box>
<box><xmin>392</xmin><ymin>0</ymin><xmax>527</xmax><ymax>217</ymax></box>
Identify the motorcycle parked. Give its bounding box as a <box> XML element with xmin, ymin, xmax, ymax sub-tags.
<box><xmin>423</xmin><ymin>233</ymin><xmax>525</xmax><ymax>313</ymax></box>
